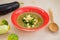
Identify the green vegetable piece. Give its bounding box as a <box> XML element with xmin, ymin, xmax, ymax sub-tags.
<box><xmin>0</xmin><ymin>19</ymin><xmax>8</xmax><ymax>25</ymax></box>
<box><xmin>0</xmin><ymin>25</ymin><xmax>10</xmax><ymax>34</ymax></box>
<box><xmin>8</xmin><ymin>34</ymin><xmax>18</xmax><ymax>40</ymax></box>
<box><xmin>22</xmin><ymin>19</ymin><xmax>28</xmax><ymax>24</ymax></box>
<box><xmin>29</xmin><ymin>19</ymin><xmax>34</xmax><ymax>25</ymax></box>
<box><xmin>22</xmin><ymin>19</ymin><xmax>26</xmax><ymax>23</ymax></box>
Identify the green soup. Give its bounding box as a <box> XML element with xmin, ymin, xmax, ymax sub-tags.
<box><xmin>16</xmin><ymin>12</ymin><xmax>44</xmax><ymax>28</ymax></box>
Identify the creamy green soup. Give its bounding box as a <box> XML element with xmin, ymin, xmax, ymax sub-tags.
<box><xmin>16</xmin><ymin>12</ymin><xmax>44</xmax><ymax>28</ymax></box>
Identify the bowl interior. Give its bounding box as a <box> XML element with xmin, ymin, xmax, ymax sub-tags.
<box><xmin>11</xmin><ymin>6</ymin><xmax>49</xmax><ymax>31</ymax></box>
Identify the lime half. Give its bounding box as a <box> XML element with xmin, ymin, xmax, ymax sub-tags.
<box><xmin>8</xmin><ymin>34</ymin><xmax>18</xmax><ymax>40</ymax></box>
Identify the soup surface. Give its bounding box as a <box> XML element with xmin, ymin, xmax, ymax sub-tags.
<box><xmin>16</xmin><ymin>12</ymin><xmax>44</xmax><ymax>28</ymax></box>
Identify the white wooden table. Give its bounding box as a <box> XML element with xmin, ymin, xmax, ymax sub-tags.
<box><xmin>0</xmin><ymin>0</ymin><xmax>60</xmax><ymax>40</ymax></box>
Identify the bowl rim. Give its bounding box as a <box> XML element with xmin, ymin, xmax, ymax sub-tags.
<box><xmin>11</xmin><ymin>6</ymin><xmax>49</xmax><ymax>31</ymax></box>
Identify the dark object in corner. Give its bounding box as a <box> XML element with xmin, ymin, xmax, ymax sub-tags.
<box><xmin>0</xmin><ymin>1</ymin><xmax>20</xmax><ymax>15</ymax></box>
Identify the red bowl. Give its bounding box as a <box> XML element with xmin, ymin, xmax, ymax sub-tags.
<box><xmin>11</xmin><ymin>6</ymin><xmax>49</xmax><ymax>31</ymax></box>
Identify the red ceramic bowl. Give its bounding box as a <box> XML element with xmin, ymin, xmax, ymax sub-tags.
<box><xmin>11</xmin><ymin>6</ymin><xmax>49</xmax><ymax>31</ymax></box>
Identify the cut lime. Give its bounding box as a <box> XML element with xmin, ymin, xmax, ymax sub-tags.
<box><xmin>8</xmin><ymin>34</ymin><xmax>18</xmax><ymax>40</ymax></box>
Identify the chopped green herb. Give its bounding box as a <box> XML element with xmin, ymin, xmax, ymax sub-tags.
<box><xmin>29</xmin><ymin>20</ymin><xmax>34</xmax><ymax>25</ymax></box>
<box><xmin>22</xmin><ymin>19</ymin><xmax>28</xmax><ymax>24</ymax></box>
<box><xmin>22</xmin><ymin>14</ymin><xmax>38</xmax><ymax>28</ymax></box>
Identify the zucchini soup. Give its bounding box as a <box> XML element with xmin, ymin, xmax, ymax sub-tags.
<box><xmin>16</xmin><ymin>12</ymin><xmax>44</xmax><ymax>28</ymax></box>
